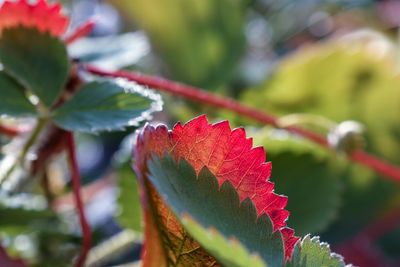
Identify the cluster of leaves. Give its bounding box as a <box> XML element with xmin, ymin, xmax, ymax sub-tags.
<box><xmin>2</xmin><ymin>0</ymin><xmax>399</xmax><ymax>266</ymax></box>
<box><xmin>1</xmin><ymin>26</ymin><xmax>160</xmax><ymax>132</ymax></box>
<box><xmin>0</xmin><ymin>0</ymin><xmax>160</xmax><ymax>265</ymax></box>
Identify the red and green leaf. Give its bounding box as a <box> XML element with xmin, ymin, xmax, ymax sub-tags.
<box><xmin>0</xmin><ymin>0</ymin><xmax>69</xmax><ymax>37</ymax></box>
<box><xmin>134</xmin><ymin>115</ymin><xmax>299</xmax><ymax>266</ymax></box>
<box><xmin>146</xmin><ymin>155</ymin><xmax>286</xmax><ymax>266</ymax></box>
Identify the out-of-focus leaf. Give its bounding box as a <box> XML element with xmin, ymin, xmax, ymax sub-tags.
<box><xmin>0</xmin><ymin>206</ymin><xmax>54</xmax><ymax>227</ymax></box>
<box><xmin>378</xmin><ymin>224</ymin><xmax>400</xmax><ymax>260</ymax></box>
<box><xmin>109</xmin><ymin>0</ymin><xmax>246</xmax><ymax>88</ymax></box>
<box><xmin>181</xmin><ymin>215</ymin><xmax>268</xmax><ymax>267</ymax></box>
<box><xmin>68</xmin><ymin>32</ymin><xmax>150</xmax><ymax>71</ymax></box>
<box><xmin>0</xmin><ymin>27</ymin><xmax>69</xmax><ymax>107</ymax></box>
<box><xmin>0</xmin><ymin>72</ymin><xmax>36</xmax><ymax>117</ymax></box>
<box><xmin>252</xmin><ymin>129</ymin><xmax>342</xmax><ymax>235</ymax></box>
<box><xmin>0</xmin><ymin>246</ymin><xmax>26</xmax><ymax>267</ymax></box>
<box><xmin>322</xmin><ymin>165</ymin><xmax>399</xmax><ymax>243</ymax></box>
<box><xmin>241</xmin><ymin>30</ymin><xmax>400</xmax><ymax>163</ymax></box>
<box><xmin>148</xmin><ymin>156</ymin><xmax>285</xmax><ymax>266</ymax></box>
<box><xmin>287</xmin><ymin>235</ymin><xmax>346</xmax><ymax>267</ymax></box>
<box><xmin>52</xmin><ymin>79</ymin><xmax>162</xmax><ymax>132</ymax></box>
<box><xmin>116</xmin><ymin>163</ymin><xmax>143</xmax><ymax>232</ymax></box>
<box><xmin>37</xmin><ymin>230</ymin><xmax>81</xmax><ymax>267</ymax></box>
<box><xmin>0</xmin><ymin>0</ymin><xmax>69</xmax><ymax>37</ymax></box>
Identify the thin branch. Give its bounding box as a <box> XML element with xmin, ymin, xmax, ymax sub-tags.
<box><xmin>0</xmin><ymin>124</ymin><xmax>23</xmax><ymax>137</ymax></box>
<box><xmin>66</xmin><ymin>132</ymin><xmax>92</xmax><ymax>267</ymax></box>
<box><xmin>64</xmin><ymin>19</ymin><xmax>96</xmax><ymax>44</ymax></box>
<box><xmin>84</xmin><ymin>65</ymin><xmax>400</xmax><ymax>183</ymax></box>
<box><xmin>0</xmin><ymin>118</ymin><xmax>48</xmax><ymax>186</ymax></box>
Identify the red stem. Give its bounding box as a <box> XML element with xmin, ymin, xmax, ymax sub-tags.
<box><xmin>84</xmin><ymin>65</ymin><xmax>400</xmax><ymax>183</ymax></box>
<box><xmin>0</xmin><ymin>124</ymin><xmax>23</xmax><ymax>137</ymax></box>
<box><xmin>350</xmin><ymin>151</ymin><xmax>400</xmax><ymax>183</ymax></box>
<box><xmin>65</xmin><ymin>19</ymin><xmax>96</xmax><ymax>44</ymax></box>
<box><xmin>66</xmin><ymin>132</ymin><xmax>92</xmax><ymax>267</ymax></box>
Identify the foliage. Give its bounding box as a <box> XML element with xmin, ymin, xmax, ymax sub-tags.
<box><xmin>241</xmin><ymin>34</ymin><xmax>400</xmax><ymax>163</ymax></box>
<box><xmin>0</xmin><ymin>27</ymin><xmax>69</xmax><ymax>107</ymax></box>
<box><xmin>287</xmin><ymin>235</ymin><xmax>346</xmax><ymax>267</ymax></box>
<box><xmin>110</xmin><ymin>0</ymin><xmax>246</xmax><ymax>88</ymax></box>
<box><xmin>147</xmin><ymin>155</ymin><xmax>284</xmax><ymax>266</ymax></box>
<box><xmin>1</xmin><ymin>0</ymin><xmax>399</xmax><ymax>266</ymax></box>
<box><xmin>251</xmin><ymin>129</ymin><xmax>342</xmax><ymax>235</ymax></box>
<box><xmin>52</xmin><ymin>79</ymin><xmax>160</xmax><ymax>132</ymax></box>
<box><xmin>116</xmin><ymin>163</ymin><xmax>143</xmax><ymax>232</ymax></box>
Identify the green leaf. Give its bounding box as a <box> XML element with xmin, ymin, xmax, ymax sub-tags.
<box><xmin>110</xmin><ymin>0</ymin><xmax>245</xmax><ymax>88</ymax></box>
<box><xmin>116</xmin><ymin>163</ymin><xmax>143</xmax><ymax>232</ymax></box>
<box><xmin>0</xmin><ymin>27</ymin><xmax>69</xmax><ymax>107</ymax></box>
<box><xmin>148</xmin><ymin>155</ymin><xmax>285</xmax><ymax>267</ymax></box>
<box><xmin>287</xmin><ymin>235</ymin><xmax>346</xmax><ymax>267</ymax></box>
<box><xmin>181</xmin><ymin>215</ymin><xmax>268</xmax><ymax>267</ymax></box>
<box><xmin>0</xmin><ymin>72</ymin><xmax>36</xmax><ymax>117</ymax></box>
<box><xmin>322</xmin><ymin>165</ymin><xmax>399</xmax><ymax>243</ymax></box>
<box><xmin>52</xmin><ymin>79</ymin><xmax>162</xmax><ymax>132</ymax></box>
<box><xmin>68</xmin><ymin>32</ymin><xmax>149</xmax><ymax>70</ymax></box>
<box><xmin>240</xmin><ymin>33</ymin><xmax>400</xmax><ymax>163</ymax></box>
<box><xmin>0</xmin><ymin>205</ymin><xmax>54</xmax><ymax>227</ymax></box>
<box><xmin>252</xmin><ymin>129</ymin><xmax>342</xmax><ymax>235</ymax></box>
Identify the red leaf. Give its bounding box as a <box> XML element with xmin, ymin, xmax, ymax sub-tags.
<box><xmin>135</xmin><ymin>115</ymin><xmax>299</xmax><ymax>260</ymax></box>
<box><xmin>0</xmin><ymin>246</ymin><xmax>27</xmax><ymax>267</ymax></box>
<box><xmin>0</xmin><ymin>0</ymin><xmax>69</xmax><ymax>37</ymax></box>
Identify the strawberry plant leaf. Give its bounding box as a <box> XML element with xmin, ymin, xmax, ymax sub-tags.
<box><xmin>0</xmin><ymin>0</ymin><xmax>69</xmax><ymax>37</ymax></box>
<box><xmin>322</xmin><ymin>165</ymin><xmax>398</xmax><ymax>243</ymax></box>
<box><xmin>252</xmin><ymin>130</ymin><xmax>342</xmax><ymax>235</ymax></box>
<box><xmin>68</xmin><ymin>32</ymin><xmax>149</xmax><ymax>70</ymax></box>
<box><xmin>0</xmin><ymin>205</ymin><xmax>54</xmax><ymax>227</ymax></box>
<box><xmin>110</xmin><ymin>0</ymin><xmax>245</xmax><ymax>88</ymax></box>
<box><xmin>0</xmin><ymin>72</ymin><xmax>36</xmax><ymax>117</ymax></box>
<box><xmin>240</xmin><ymin>33</ymin><xmax>400</xmax><ymax>163</ymax></box>
<box><xmin>148</xmin><ymin>155</ymin><xmax>285</xmax><ymax>266</ymax></box>
<box><xmin>134</xmin><ymin>116</ymin><xmax>299</xmax><ymax>266</ymax></box>
<box><xmin>116</xmin><ymin>163</ymin><xmax>143</xmax><ymax>232</ymax></box>
<box><xmin>52</xmin><ymin>79</ymin><xmax>162</xmax><ymax>132</ymax></box>
<box><xmin>287</xmin><ymin>235</ymin><xmax>346</xmax><ymax>267</ymax></box>
<box><xmin>181</xmin><ymin>215</ymin><xmax>268</xmax><ymax>267</ymax></box>
<box><xmin>0</xmin><ymin>27</ymin><xmax>69</xmax><ymax>107</ymax></box>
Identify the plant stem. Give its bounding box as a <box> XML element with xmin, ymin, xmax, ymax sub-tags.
<box><xmin>20</xmin><ymin>118</ymin><xmax>48</xmax><ymax>162</ymax></box>
<box><xmin>0</xmin><ymin>124</ymin><xmax>22</xmax><ymax>137</ymax></box>
<box><xmin>64</xmin><ymin>19</ymin><xmax>96</xmax><ymax>44</ymax></box>
<box><xmin>0</xmin><ymin>117</ymin><xmax>48</xmax><ymax>186</ymax></box>
<box><xmin>84</xmin><ymin>65</ymin><xmax>400</xmax><ymax>183</ymax></box>
<box><xmin>66</xmin><ymin>132</ymin><xmax>92</xmax><ymax>267</ymax></box>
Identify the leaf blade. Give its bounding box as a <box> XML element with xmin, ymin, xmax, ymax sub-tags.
<box><xmin>0</xmin><ymin>72</ymin><xmax>36</xmax><ymax>117</ymax></box>
<box><xmin>287</xmin><ymin>235</ymin><xmax>346</xmax><ymax>267</ymax></box>
<box><xmin>181</xmin><ymin>215</ymin><xmax>268</xmax><ymax>267</ymax></box>
<box><xmin>52</xmin><ymin>79</ymin><xmax>162</xmax><ymax>132</ymax></box>
<box><xmin>252</xmin><ymin>129</ymin><xmax>342</xmax><ymax>235</ymax></box>
<box><xmin>135</xmin><ymin>116</ymin><xmax>298</xmax><ymax>260</ymax></box>
<box><xmin>0</xmin><ymin>27</ymin><xmax>69</xmax><ymax>107</ymax></box>
<box><xmin>147</xmin><ymin>155</ymin><xmax>285</xmax><ymax>267</ymax></box>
